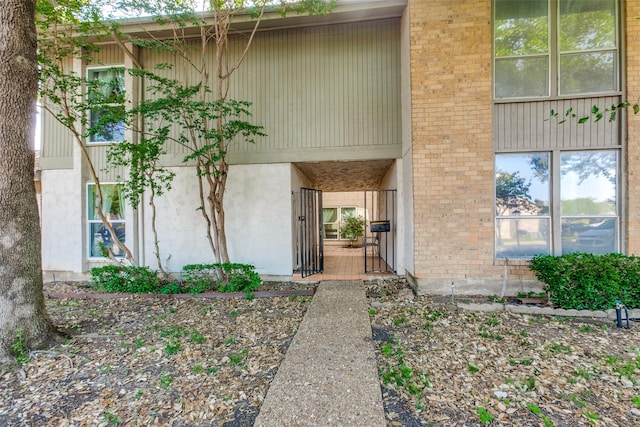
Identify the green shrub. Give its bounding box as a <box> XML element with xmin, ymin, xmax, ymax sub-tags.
<box><xmin>90</xmin><ymin>263</ymin><xmax>261</xmax><ymax>294</ymax></box>
<box><xmin>529</xmin><ymin>253</ymin><xmax>640</xmax><ymax>310</ymax></box>
<box><xmin>90</xmin><ymin>265</ymin><xmax>161</xmax><ymax>293</ymax></box>
<box><xmin>181</xmin><ymin>263</ymin><xmax>261</xmax><ymax>293</ymax></box>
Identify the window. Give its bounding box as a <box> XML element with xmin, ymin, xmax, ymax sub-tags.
<box><xmin>495</xmin><ymin>150</ymin><xmax>618</xmax><ymax>258</ymax></box>
<box><xmin>494</xmin><ymin>0</ymin><xmax>618</xmax><ymax>99</ymax></box>
<box><xmin>560</xmin><ymin>151</ymin><xmax>618</xmax><ymax>254</ymax></box>
<box><xmin>495</xmin><ymin>153</ymin><xmax>551</xmax><ymax>258</ymax></box>
<box><xmin>323</xmin><ymin>206</ymin><xmax>356</xmax><ymax>240</ymax></box>
<box><xmin>88</xmin><ymin>184</ymin><xmax>126</xmax><ymax>258</ymax></box>
<box><xmin>87</xmin><ymin>67</ymin><xmax>125</xmax><ymax>143</ymax></box>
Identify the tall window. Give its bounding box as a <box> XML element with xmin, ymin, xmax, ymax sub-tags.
<box><xmin>560</xmin><ymin>151</ymin><xmax>618</xmax><ymax>254</ymax></box>
<box><xmin>88</xmin><ymin>184</ymin><xmax>126</xmax><ymax>258</ymax></box>
<box><xmin>495</xmin><ymin>153</ymin><xmax>551</xmax><ymax>258</ymax></box>
<box><xmin>494</xmin><ymin>0</ymin><xmax>618</xmax><ymax>99</ymax></box>
<box><xmin>495</xmin><ymin>150</ymin><xmax>618</xmax><ymax>258</ymax></box>
<box><xmin>87</xmin><ymin>67</ymin><xmax>125</xmax><ymax>143</ymax></box>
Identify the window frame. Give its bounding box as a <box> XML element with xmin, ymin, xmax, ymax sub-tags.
<box><xmin>494</xmin><ymin>148</ymin><xmax>620</xmax><ymax>259</ymax></box>
<box><xmin>493</xmin><ymin>0</ymin><xmax>621</xmax><ymax>101</ymax></box>
<box><xmin>86</xmin><ymin>66</ymin><xmax>126</xmax><ymax>145</ymax></box>
<box><xmin>323</xmin><ymin>206</ymin><xmax>358</xmax><ymax>241</ymax></box>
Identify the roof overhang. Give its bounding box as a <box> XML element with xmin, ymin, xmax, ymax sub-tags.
<box><xmin>115</xmin><ymin>0</ymin><xmax>407</xmax><ymax>40</ymax></box>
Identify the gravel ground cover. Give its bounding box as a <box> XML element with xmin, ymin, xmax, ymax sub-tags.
<box><xmin>367</xmin><ymin>286</ymin><xmax>640</xmax><ymax>426</ymax></box>
<box><xmin>1</xmin><ymin>280</ymin><xmax>640</xmax><ymax>426</ymax></box>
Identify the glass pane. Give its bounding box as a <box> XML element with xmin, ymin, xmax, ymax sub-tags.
<box><xmin>560</xmin><ymin>151</ymin><xmax>617</xmax><ymax>215</ymax></box>
<box><xmin>495</xmin><ymin>217</ymin><xmax>551</xmax><ymax>259</ymax></box>
<box><xmin>89</xmin><ymin>222</ymin><xmax>126</xmax><ymax>258</ymax></box>
<box><xmin>560</xmin><ymin>0</ymin><xmax>616</xmax><ymax>51</ymax></box>
<box><xmin>88</xmin><ymin>68</ymin><xmax>125</xmax><ymax>101</ymax></box>
<box><xmin>495</xmin><ymin>0</ymin><xmax>548</xmax><ymax>56</ymax></box>
<box><xmin>89</xmin><ymin>108</ymin><xmax>126</xmax><ymax>143</ymax></box>
<box><xmin>323</xmin><ymin>224</ymin><xmax>338</xmax><ymax>240</ymax></box>
<box><xmin>322</xmin><ymin>208</ymin><xmax>337</xmax><ymax>223</ymax></box>
<box><xmin>495</xmin><ymin>153</ymin><xmax>549</xmax><ymax>216</ymax></box>
<box><xmin>559</xmin><ymin>52</ymin><xmax>616</xmax><ymax>95</ymax></box>
<box><xmin>495</xmin><ymin>57</ymin><xmax>549</xmax><ymax>98</ymax></box>
<box><xmin>341</xmin><ymin>207</ymin><xmax>356</xmax><ymax>219</ymax></box>
<box><xmin>88</xmin><ymin>184</ymin><xmax>125</xmax><ymax>221</ymax></box>
<box><xmin>562</xmin><ymin>217</ymin><xmax>617</xmax><ymax>255</ymax></box>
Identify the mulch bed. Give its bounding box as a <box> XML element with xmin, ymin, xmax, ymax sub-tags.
<box><xmin>1</xmin><ymin>279</ymin><xmax>640</xmax><ymax>426</ymax></box>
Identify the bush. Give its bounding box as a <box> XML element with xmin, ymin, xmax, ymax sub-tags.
<box><xmin>90</xmin><ymin>263</ymin><xmax>262</xmax><ymax>294</ymax></box>
<box><xmin>181</xmin><ymin>263</ymin><xmax>262</xmax><ymax>293</ymax></box>
<box><xmin>529</xmin><ymin>253</ymin><xmax>640</xmax><ymax>310</ymax></box>
<box><xmin>341</xmin><ymin>215</ymin><xmax>365</xmax><ymax>245</ymax></box>
<box><xmin>90</xmin><ymin>265</ymin><xmax>162</xmax><ymax>293</ymax></box>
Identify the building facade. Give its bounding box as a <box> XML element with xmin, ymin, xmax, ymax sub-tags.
<box><xmin>39</xmin><ymin>0</ymin><xmax>638</xmax><ymax>295</ymax></box>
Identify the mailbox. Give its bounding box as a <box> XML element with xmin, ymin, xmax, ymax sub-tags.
<box><xmin>370</xmin><ymin>220</ymin><xmax>390</xmax><ymax>233</ymax></box>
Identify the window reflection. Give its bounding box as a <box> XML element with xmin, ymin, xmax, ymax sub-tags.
<box><xmin>495</xmin><ymin>153</ymin><xmax>551</xmax><ymax>258</ymax></box>
<box><xmin>495</xmin><ymin>153</ymin><xmax>549</xmax><ymax>216</ymax></box>
<box><xmin>560</xmin><ymin>150</ymin><xmax>618</xmax><ymax>254</ymax></box>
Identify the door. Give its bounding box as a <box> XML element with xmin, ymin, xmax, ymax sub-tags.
<box><xmin>299</xmin><ymin>188</ymin><xmax>323</xmax><ymax>277</ymax></box>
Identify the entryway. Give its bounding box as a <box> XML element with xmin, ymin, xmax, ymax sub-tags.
<box><xmin>293</xmin><ymin>181</ymin><xmax>397</xmax><ymax>280</ymax></box>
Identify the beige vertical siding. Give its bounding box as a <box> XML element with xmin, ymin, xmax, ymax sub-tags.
<box><xmin>229</xmin><ymin>19</ymin><xmax>401</xmax><ymax>154</ymax></box>
<box><xmin>43</xmin><ymin>19</ymin><xmax>401</xmax><ymax>169</ymax></box>
<box><xmin>139</xmin><ymin>19</ymin><xmax>401</xmax><ymax>161</ymax></box>
<box><xmin>89</xmin><ymin>44</ymin><xmax>123</xmax><ymax>66</ymax></box>
<box><xmin>86</xmin><ymin>145</ymin><xmax>126</xmax><ymax>182</ymax></box>
<box><xmin>40</xmin><ymin>107</ymin><xmax>74</xmax><ymax>163</ymax></box>
<box><xmin>40</xmin><ymin>56</ymin><xmax>76</xmax><ymax>167</ymax></box>
<box><xmin>494</xmin><ymin>96</ymin><xmax>622</xmax><ymax>151</ymax></box>
<box><xmin>42</xmin><ymin>47</ymin><xmax>125</xmax><ymax>168</ymax></box>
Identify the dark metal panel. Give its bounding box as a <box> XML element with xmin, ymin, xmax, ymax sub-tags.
<box><xmin>299</xmin><ymin>188</ymin><xmax>323</xmax><ymax>278</ymax></box>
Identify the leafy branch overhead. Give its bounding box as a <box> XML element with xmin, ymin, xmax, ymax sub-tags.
<box><xmin>551</xmin><ymin>101</ymin><xmax>640</xmax><ymax>124</ymax></box>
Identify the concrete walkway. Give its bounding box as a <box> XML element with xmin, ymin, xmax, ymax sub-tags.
<box><xmin>254</xmin><ymin>281</ymin><xmax>385</xmax><ymax>427</ymax></box>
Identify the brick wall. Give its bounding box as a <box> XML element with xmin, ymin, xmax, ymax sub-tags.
<box><xmin>408</xmin><ymin>0</ymin><xmax>639</xmax><ymax>295</ymax></box>
<box><xmin>626</xmin><ymin>1</ymin><xmax>640</xmax><ymax>255</ymax></box>
<box><xmin>408</xmin><ymin>0</ymin><xmax>535</xmax><ymax>294</ymax></box>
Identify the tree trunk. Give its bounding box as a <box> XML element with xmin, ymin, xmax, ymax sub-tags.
<box><xmin>0</xmin><ymin>0</ymin><xmax>62</xmax><ymax>365</ymax></box>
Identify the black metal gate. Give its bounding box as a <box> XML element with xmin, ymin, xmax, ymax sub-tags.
<box><xmin>364</xmin><ymin>189</ymin><xmax>396</xmax><ymax>274</ymax></box>
<box><xmin>299</xmin><ymin>188</ymin><xmax>323</xmax><ymax>277</ymax></box>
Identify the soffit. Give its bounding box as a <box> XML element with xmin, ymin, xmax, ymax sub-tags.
<box><xmin>294</xmin><ymin>159</ymin><xmax>394</xmax><ymax>192</ymax></box>
<box><xmin>116</xmin><ymin>1</ymin><xmax>407</xmax><ymax>40</ymax></box>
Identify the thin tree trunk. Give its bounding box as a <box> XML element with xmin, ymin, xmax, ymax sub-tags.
<box><xmin>0</xmin><ymin>0</ymin><xmax>63</xmax><ymax>365</ymax></box>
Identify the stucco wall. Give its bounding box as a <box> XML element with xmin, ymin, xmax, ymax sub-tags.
<box><xmin>380</xmin><ymin>160</ymin><xmax>405</xmax><ymax>275</ymax></box>
<box><xmin>225</xmin><ymin>163</ymin><xmax>293</xmax><ymax>277</ymax></box>
<box><xmin>141</xmin><ymin>168</ymin><xmax>213</xmax><ymax>273</ymax></box>
<box><xmin>144</xmin><ymin>164</ymin><xmax>294</xmax><ymax>277</ymax></box>
<box><xmin>41</xmin><ymin>169</ymin><xmax>83</xmax><ymax>275</ymax></box>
